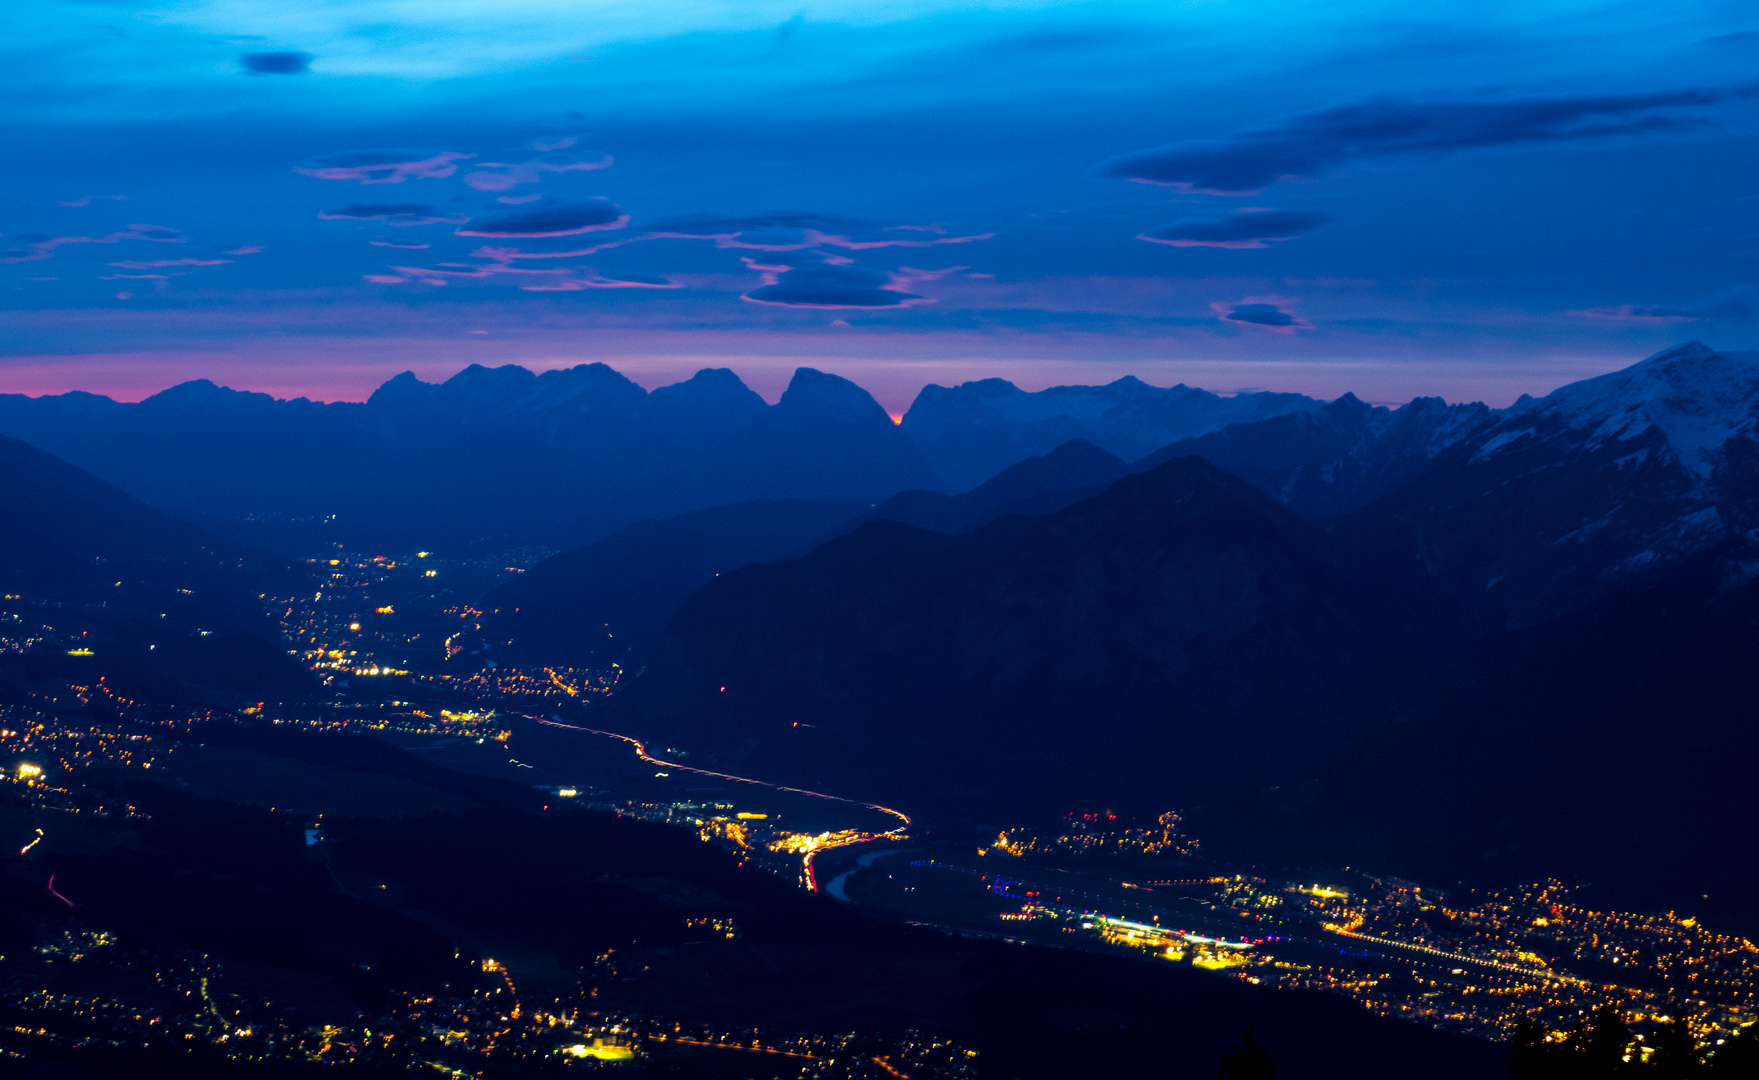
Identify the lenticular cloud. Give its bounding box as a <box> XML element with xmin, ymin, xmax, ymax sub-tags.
<box><xmin>1139</xmin><ymin>209</ymin><xmax>1330</xmax><ymax>248</ymax></box>
<box><xmin>455</xmin><ymin>197</ymin><xmax>628</xmax><ymax>238</ymax></box>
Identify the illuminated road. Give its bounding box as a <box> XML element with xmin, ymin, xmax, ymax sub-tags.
<box><xmin>535</xmin><ymin>719</ymin><xmax>911</xmax><ymax>891</ymax></box>
<box><xmin>1325</xmin><ymin>927</ymin><xmax>1578</xmax><ymax>985</ymax></box>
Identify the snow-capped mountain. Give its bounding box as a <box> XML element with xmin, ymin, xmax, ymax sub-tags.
<box><xmin>1343</xmin><ymin>342</ymin><xmax>1759</xmax><ymax>629</ymax></box>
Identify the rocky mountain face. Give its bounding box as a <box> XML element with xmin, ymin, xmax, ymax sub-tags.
<box><xmin>622</xmin><ymin>343</ymin><xmax>1759</xmax><ymax>914</ymax></box>
<box><xmin>1135</xmin><ymin>393</ymin><xmax>1496</xmax><ymax>519</ymax></box>
<box><xmin>1336</xmin><ymin>341</ymin><xmax>1759</xmax><ymax>631</ymax></box>
<box><xmin>899</xmin><ymin>377</ymin><xmax>1321</xmax><ymax>491</ymax></box>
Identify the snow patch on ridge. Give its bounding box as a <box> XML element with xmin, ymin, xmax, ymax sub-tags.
<box><xmin>1512</xmin><ymin>342</ymin><xmax>1759</xmax><ymax>479</ymax></box>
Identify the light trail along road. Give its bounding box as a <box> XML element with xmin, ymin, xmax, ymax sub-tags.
<box><xmin>535</xmin><ymin>719</ymin><xmax>911</xmax><ymax>891</ymax></box>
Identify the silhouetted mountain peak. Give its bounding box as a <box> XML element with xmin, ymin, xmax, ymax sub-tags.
<box><xmin>140</xmin><ymin>379</ymin><xmax>278</xmax><ymax>413</ymax></box>
<box><xmin>367</xmin><ymin>370</ymin><xmax>432</xmax><ymax>407</ymax></box>
<box><xmin>777</xmin><ymin>367</ymin><xmax>895</xmax><ymax>427</ymax></box>
<box><xmin>645</xmin><ymin>368</ymin><xmax>769</xmax><ymax>424</ymax></box>
<box><xmin>1323</xmin><ymin>392</ymin><xmax>1374</xmax><ymax>421</ymax></box>
<box><xmin>437</xmin><ymin>363</ymin><xmax>540</xmax><ymax>405</ymax></box>
<box><xmin>902</xmin><ymin>375</ymin><xmax>1322</xmax><ymax>490</ymax></box>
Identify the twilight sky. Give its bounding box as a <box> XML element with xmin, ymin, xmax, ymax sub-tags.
<box><xmin>2</xmin><ymin>0</ymin><xmax>1756</xmax><ymax>412</ymax></box>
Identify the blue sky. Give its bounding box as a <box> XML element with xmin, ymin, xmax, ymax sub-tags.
<box><xmin>2</xmin><ymin>0</ymin><xmax>1756</xmax><ymax>411</ymax></box>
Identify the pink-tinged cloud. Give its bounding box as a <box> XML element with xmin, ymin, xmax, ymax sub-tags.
<box><xmin>520</xmin><ymin>273</ymin><xmax>679</xmax><ymax>292</ymax></box>
<box><xmin>462</xmin><ymin>152</ymin><xmax>613</xmax><ymax>192</ymax></box>
<box><xmin>319</xmin><ymin>203</ymin><xmax>468</xmax><ymax>226</ymax></box>
<box><xmin>294</xmin><ymin>149</ymin><xmax>475</xmax><ymax>185</ymax></box>
<box><xmin>363</xmin><ymin>274</ymin><xmax>408</xmax><ymax>284</ymax></box>
<box><xmin>1139</xmin><ymin>209</ymin><xmax>1331</xmax><ymax>249</ymax></box>
<box><xmin>1568</xmin><ymin>288</ymin><xmax>1754</xmax><ymax>322</ymax></box>
<box><xmin>642</xmin><ymin>225</ymin><xmax>992</xmax><ymax>252</ymax></box>
<box><xmin>468</xmin><ymin>242</ymin><xmax>626</xmax><ymax>261</ymax></box>
<box><xmin>222</xmin><ymin>246</ymin><xmax>263</xmax><ymax>255</ymax></box>
<box><xmin>107</xmin><ymin>258</ymin><xmax>232</xmax><ymax>269</ymax></box>
<box><xmin>57</xmin><ymin>195</ymin><xmax>128</xmax><ymax>207</ymax></box>
<box><xmin>101</xmin><ymin>273</ymin><xmax>170</xmax><ymax>280</ymax></box>
<box><xmin>1</xmin><ymin>224</ymin><xmax>185</xmax><ymax>264</ymax></box>
<box><xmin>370</xmin><ymin>240</ymin><xmax>430</xmax><ymax>249</ymax></box>
<box><xmin>1209</xmin><ymin>296</ymin><xmax>1313</xmax><ymax>333</ymax></box>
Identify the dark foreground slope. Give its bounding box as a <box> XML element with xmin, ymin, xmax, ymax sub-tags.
<box><xmin>624</xmin><ymin>344</ymin><xmax>1759</xmax><ymax>922</ymax></box>
<box><xmin>0</xmin><ymin>435</ymin><xmax>310</xmax><ymax>704</ymax></box>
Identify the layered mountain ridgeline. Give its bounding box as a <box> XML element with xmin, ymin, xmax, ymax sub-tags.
<box><xmin>0</xmin><ymin>435</ymin><xmax>309</xmax><ymax>704</ymax></box>
<box><xmin>902</xmin><ymin>376</ymin><xmax>1321</xmax><ymax>492</ymax></box>
<box><xmin>0</xmin><ymin>365</ymin><xmax>1334</xmax><ymax>555</ymax></box>
<box><xmin>479</xmin><ymin>440</ymin><xmax>1137</xmax><ymax>661</ymax></box>
<box><xmin>1135</xmin><ymin>393</ymin><xmax>1496</xmax><ymax>519</ymax></box>
<box><xmin>482</xmin><ymin>498</ymin><xmax>866</xmax><ymax>664</ymax></box>
<box><xmin>623</xmin><ymin>344</ymin><xmax>1759</xmax><ymax>923</ymax></box>
<box><xmin>0</xmin><ymin>366</ymin><xmax>932</xmax><ymax>553</ymax></box>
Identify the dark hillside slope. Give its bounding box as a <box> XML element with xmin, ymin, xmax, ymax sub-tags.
<box><xmin>483</xmin><ymin>440</ymin><xmax>1131</xmax><ymax>661</ymax></box>
<box><xmin>858</xmin><ymin>438</ymin><xmax>1128</xmax><ymax>535</ymax></box>
<box><xmin>633</xmin><ymin>456</ymin><xmax>1381</xmax><ymax>818</ymax></box>
<box><xmin>0</xmin><ymin>435</ymin><xmax>309</xmax><ymax>702</ymax></box>
<box><xmin>483</xmin><ymin>497</ymin><xmax>864</xmax><ymax>661</ymax></box>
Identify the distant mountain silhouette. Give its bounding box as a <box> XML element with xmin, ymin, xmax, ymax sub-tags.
<box><xmin>483</xmin><ymin>439</ymin><xmax>1133</xmax><ymax>659</ymax></box>
<box><xmin>901</xmin><ymin>376</ymin><xmax>1320</xmax><ymax>491</ymax></box>
<box><xmin>622</xmin><ymin>343</ymin><xmax>1759</xmax><ymax>921</ymax></box>
<box><xmin>1133</xmin><ymin>393</ymin><xmax>1495</xmax><ymax>519</ymax></box>
<box><xmin>0</xmin><ymin>436</ymin><xmax>310</xmax><ymax>702</ymax></box>
<box><xmin>0</xmin><ymin>365</ymin><xmax>933</xmax><ymax>552</ymax></box>
<box><xmin>0</xmin><ymin>365</ymin><xmax>1333</xmax><ymax>555</ymax></box>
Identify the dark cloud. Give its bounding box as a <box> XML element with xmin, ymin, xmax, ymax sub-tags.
<box><xmin>295</xmin><ymin>149</ymin><xmax>474</xmax><ymax>184</ymax></box>
<box><xmin>1225</xmin><ymin>303</ymin><xmax>1296</xmax><ymax>326</ymax></box>
<box><xmin>1097</xmin><ymin>88</ymin><xmax>1736</xmax><ymax>194</ymax></box>
<box><xmin>1140</xmin><ymin>209</ymin><xmax>1331</xmax><ymax>248</ymax></box>
<box><xmin>1210</xmin><ymin>298</ymin><xmax>1311</xmax><ymax>332</ymax></box>
<box><xmin>743</xmin><ymin>262</ymin><xmax>926</xmax><ymax>308</ymax></box>
<box><xmin>455</xmin><ymin>197</ymin><xmax>627</xmax><ymax>238</ymax></box>
<box><xmin>318</xmin><ymin>203</ymin><xmax>465</xmax><ymax>226</ymax></box>
<box><xmin>240</xmin><ymin>52</ymin><xmax>311</xmax><ymax>75</ymax></box>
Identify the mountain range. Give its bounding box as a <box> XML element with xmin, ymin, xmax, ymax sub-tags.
<box><xmin>616</xmin><ymin>343</ymin><xmax>1759</xmax><ymax>921</ymax></box>
<box><xmin>0</xmin><ymin>365</ymin><xmax>1325</xmax><ymax>553</ymax></box>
